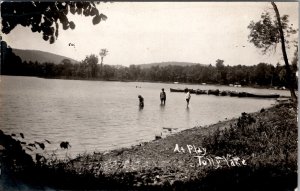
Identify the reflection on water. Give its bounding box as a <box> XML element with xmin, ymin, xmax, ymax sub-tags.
<box><xmin>185</xmin><ymin>107</ymin><xmax>190</xmax><ymax>127</ymax></box>
<box><xmin>0</xmin><ymin>75</ymin><xmax>289</xmax><ymax>157</ymax></box>
<box><xmin>160</xmin><ymin>104</ymin><xmax>165</xmax><ymax>110</ymax></box>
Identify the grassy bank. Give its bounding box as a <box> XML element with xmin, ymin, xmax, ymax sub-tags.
<box><xmin>0</xmin><ymin>101</ymin><xmax>297</xmax><ymax>190</ymax></box>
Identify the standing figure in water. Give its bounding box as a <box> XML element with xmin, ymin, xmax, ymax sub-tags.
<box><xmin>138</xmin><ymin>95</ymin><xmax>144</xmax><ymax>108</ymax></box>
<box><xmin>160</xmin><ymin>88</ymin><xmax>166</xmax><ymax>105</ymax></box>
<box><xmin>185</xmin><ymin>89</ymin><xmax>191</xmax><ymax>107</ymax></box>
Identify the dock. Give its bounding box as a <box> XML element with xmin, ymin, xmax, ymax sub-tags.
<box><xmin>170</xmin><ymin>88</ymin><xmax>281</xmax><ymax>99</ymax></box>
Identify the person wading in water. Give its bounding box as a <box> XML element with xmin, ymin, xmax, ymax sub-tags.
<box><xmin>160</xmin><ymin>88</ymin><xmax>166</xmax><ymax>105</ymax></box>
<box><xmin>138</xmin><ymin>95</ymin><xmax>144</xmax><ymax>108</ymax></box>
<box><xmin>185</xmin><ymin>89</ymin><xmax>191</xmax><ymax>107</ymax></box>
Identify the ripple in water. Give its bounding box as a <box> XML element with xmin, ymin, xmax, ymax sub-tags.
<box><xmin>0</xmin><ymin>76</ymin><xmax>288</xmax><ymax>158</ymax></box>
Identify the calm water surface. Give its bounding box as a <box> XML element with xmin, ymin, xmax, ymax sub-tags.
<box><xmin>0</xmin><ymin>75</ymin><xmax>289</xmax><ymax>157</ymax></box>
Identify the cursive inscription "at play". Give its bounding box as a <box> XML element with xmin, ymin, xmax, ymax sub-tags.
<box><xmin>174</xmin><ymin>144</ymin><xmax>247</xmax><ymax>169</ymax></box>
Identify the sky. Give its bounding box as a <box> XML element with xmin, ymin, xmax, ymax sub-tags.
<box><xmin>2</xmin><ymin>2</ymin><xmax>299</xmax><ymax>67</ymax></box>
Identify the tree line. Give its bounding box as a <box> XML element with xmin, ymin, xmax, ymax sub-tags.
<box><xmin>1</xmin><ymin>41</ymin><xmax>297</xmax><ymax>89</ymax></box>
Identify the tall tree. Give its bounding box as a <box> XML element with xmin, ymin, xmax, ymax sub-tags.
<box><xmin>99</xmin><ymin>49</ymin><xmax>108</xmax><ymax>77</ymax></box>
<box><xmin>99</xmin><ymin>49</ymin><xmax>108</xmax><ymax>66</ymax></box>
<box><xmin>1</xmin><ymin>1</ymin><xmax>107</xmax><ymax>44</ymax></box>
<box><xmin>248</xmin><ymin>2</ymin><xmax>298</xmax><ymax>101</ymax></box>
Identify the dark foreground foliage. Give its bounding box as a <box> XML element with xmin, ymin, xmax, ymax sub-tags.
<box><xmin>0</xmin><ymin>102</ymin><xmax>297</xmax><ymax>190</ymax></box>
<box><xmin>201</xmin><ymin>102</ymin><xmax>297</xmax><ymax>191</ymax></box>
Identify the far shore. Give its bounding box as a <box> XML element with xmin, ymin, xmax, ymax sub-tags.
<box><xmin>1</xmin><ymin>74</ymin><xmax>292</xmax><ymax>92</ymax></box>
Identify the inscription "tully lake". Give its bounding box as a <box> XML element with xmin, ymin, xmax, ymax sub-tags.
<box><xmin>174</xmin><ymin>144</ymin><xmax>247</xmax><ymax>169</ymax></box>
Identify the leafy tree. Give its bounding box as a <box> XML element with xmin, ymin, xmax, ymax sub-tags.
<box><xmin>60</xmin><ymin>59</ymin><xmax>73</xmax><ymax>77</ymax></box>
<box><xmin>248</xmin><ymin>2</ymin><xmax>298</xmax><ymax>101</ymax></box>
<box><xmin>215</xmin><ymin>59</ymin><xmax>227</xmax><ymax>84</ymax></box>
<box><xmin>1</xmin><ymin>1</ymin><xmax>107</xmax><ymax>44</ymax></box>
<box><xmin>1</xmin><ymin>41</ymin><xmax>23</xmax><ymax>75</ymax></box>
<box><xmin>215</xmin><ymin>59</ymin><xmax>225</xmax><ymax>68</ymax></box>
<box><xmin>81</xmin><ymin>54</ymin><xmax>99</xmax><ymax>78</ymax></box>
<box><xmin>255</xmin><ymin>63</ymin><xmax>274</xmax><ymax>86</ymax></box>
<box><xmin>128</xmin><ymin>65</ymin><xmax>141</xmax><ymax>80</ymax></box>
<box><xmin>102</xmin><ymin>65</ymin><xmax>115</xmax><ymax>80</ymax></box>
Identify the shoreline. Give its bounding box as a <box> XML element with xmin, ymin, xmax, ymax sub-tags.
<box><xmin>0</xmin><ymin>100</ymin><xmax>297</xmax><ymax>190</ymax></box>
<box><xmin>0</xmin><ymin>74</ymin><xmax>292</xmax><ymax>92</ymax></box>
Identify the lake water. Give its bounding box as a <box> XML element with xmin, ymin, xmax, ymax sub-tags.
<box><xmin>0</xmin><ymin>75</ymin><xmax>289</xmax><ymax>158</ymax></box>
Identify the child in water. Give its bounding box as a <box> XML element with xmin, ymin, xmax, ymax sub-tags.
<box><xmin>185</xmin><ymin>89</ymin><xmax>191</xmax><ymax>107</ymax></box>
<box><xmin>160</xmin><ymin>88</ymin><xmax>166</xmax><ymax>105</ymax></box>
<box><xmin>138</xmin><ymin>95</ymin><xmax>144</xmax><ymax>107</ymax></box>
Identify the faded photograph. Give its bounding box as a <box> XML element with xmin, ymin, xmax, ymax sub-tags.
<box><xmin>0</xmin><ymin>1</ymin><xmax>298</xmax><ymax>190</ymax></box>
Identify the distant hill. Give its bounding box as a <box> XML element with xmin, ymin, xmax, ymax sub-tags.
<box><xmin>12</xmin><ymin>49</ymin><xmax>78</xmax><ymax>65</ymax></box>
<box><xmin>139</xmin><ymin>61</ymin><xmax>203</xmax><ymax>69</ymax></box>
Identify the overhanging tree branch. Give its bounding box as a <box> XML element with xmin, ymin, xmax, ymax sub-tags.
<box><xmin>1</xmin><ymin>1</ymin><xmax>107</xmax><ymax>44</ymax></box>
